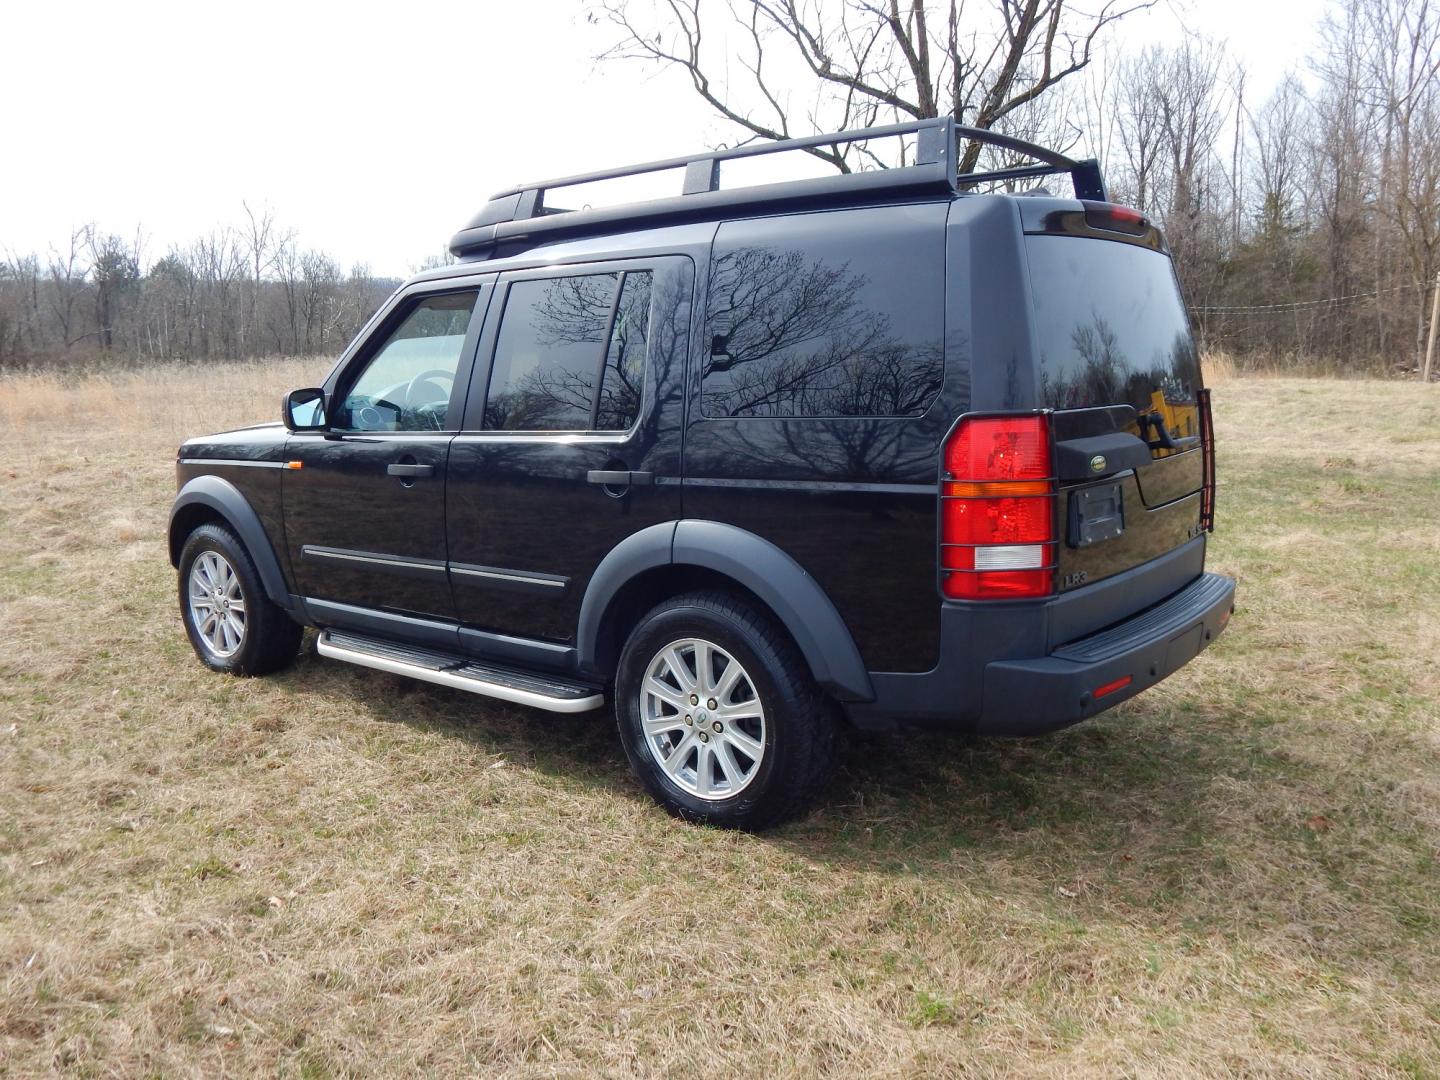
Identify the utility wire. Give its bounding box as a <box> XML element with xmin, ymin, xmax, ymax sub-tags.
<box><xmin>1191</xmin><ymin>280</ymin><xmax>1427</xmax><ymax>314</ymax></box>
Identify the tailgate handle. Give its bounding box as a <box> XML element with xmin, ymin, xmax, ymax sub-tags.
<box><xmin>1138</xmin><ymin>412</ymin><xmax>1201</xmax><ymax>452</ymax></box>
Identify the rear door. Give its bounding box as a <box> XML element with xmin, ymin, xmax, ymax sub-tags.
<box><xmin>444</xmin><ymin>257</ymin><xmax>692</xmax><ymax>650</ymax></box>
<box><xmin>283</xmin><ymin>284</ymin><xmax>489</xmax><ymax>621</ymax></box>
<box><xmin>1022</xmin><ymin>222</ymin><xmax>1206</xmax><ymax>592</ymax></box>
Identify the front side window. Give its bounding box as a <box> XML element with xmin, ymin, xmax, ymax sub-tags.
<box><xmin>334</xmin><ymin>291</ymin><xmax>478</xmax><ymax>431</ymax></box>
<box><xmin>484</xmin><ymin>271</ymin><xmax>653</xmax><ymax>431</ymax></box>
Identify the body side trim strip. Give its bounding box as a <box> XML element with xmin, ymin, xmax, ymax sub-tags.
<box><xmin>300</xmin><ymin>546</ymin><xmax>449</xmax><ymax>584</ymax></box>
<box><xmin>179</xmin><ymin>458</ymin><xmax>286</xmax><ymax>469</ymax></box>
<box><xmin>682</xmin><ymin>477</ymin><xmax>936</xmax><ymax>495</ymax></box>
<box><xmin>449</xmin><ymin>563</ymin><xmax>568</xmax><ymax>589</ymax></box>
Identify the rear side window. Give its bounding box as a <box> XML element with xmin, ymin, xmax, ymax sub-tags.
<box><xmin>701</xmin><ymin>205</ymin><xmax>946</xmax><ymax>419</ymax></box>
<box><xmin>484</xmin><ymin>271</ymin><xmax>652</xmax><ymax>431</ymax></box>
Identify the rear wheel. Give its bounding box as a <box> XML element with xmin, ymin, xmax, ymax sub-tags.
<box><xmin>615</xmin><ymin>591</ymin><xmax>836</xmax><ymax>830</ymax></box>
<box><xmin>178</xmin><ymin>523</ymin><xmax>302</xmax><ymax>676</ymax></box>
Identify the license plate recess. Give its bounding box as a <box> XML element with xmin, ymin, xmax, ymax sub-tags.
<box><xmin>1067</xmin><ymin>482</ymin><xmax>1125</xmax><ymax>548</ymax></box>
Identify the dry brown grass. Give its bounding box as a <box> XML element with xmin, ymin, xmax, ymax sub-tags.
<box><xmin>2</xmin><ymin>361</ymin><xmax>1438</xmax><ymax>1077</ymax></box>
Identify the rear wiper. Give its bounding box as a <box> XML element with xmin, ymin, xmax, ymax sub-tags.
<box><xmin>1137</xmin><ymin>411</ymin><xmax>1201</xmax><ymax>452</ymax></box>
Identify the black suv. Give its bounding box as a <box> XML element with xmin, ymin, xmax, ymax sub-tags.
<box><xmin>170</xmin><ymin>120</ymin><xmax>1235</xmax><ymax>829</ymax></box>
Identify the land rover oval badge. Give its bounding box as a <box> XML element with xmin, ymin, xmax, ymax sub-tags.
<box><xmin>1089</xmin><ymin>454</ymin><xmax>1107</xmax><ymax>474</ymax></box>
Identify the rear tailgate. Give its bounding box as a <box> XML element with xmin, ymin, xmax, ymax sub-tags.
<box><xmin>1022</xmin><ymin>218</ymin><xmax>1207</xmax><ymax>594</ymax></box>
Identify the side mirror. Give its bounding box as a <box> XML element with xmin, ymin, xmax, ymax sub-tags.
<box><xmin>283</xmin><ymin>387</ymin><xmax>328</xmax><ymax>432</ymax></box>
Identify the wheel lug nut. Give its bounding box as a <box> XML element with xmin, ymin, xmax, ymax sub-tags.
<box><xmin>707</xmin><ymin>698</ymin><xmax>717</xmax><ymax>709</ymax></box>
<box><xmin>698</xmin><ymin>731</ymin><xmax>710</xmax><ymax>742</ymax></box>
<box><xmin>712</xmin><ymin>721</ymin><xmax>723</xmax><ymax>733</ymax></box>
<box><xmin>689</xmin><ymin>694</ymin><xmax>699</xmax><ymax>706</ymax></box>
<box><xmin>684</xmin><ymin>715</ymin><xmax>693</xmax><ymax>726</ymax></box>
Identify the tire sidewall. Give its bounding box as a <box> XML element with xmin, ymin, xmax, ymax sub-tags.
<box><xmin>178</xmin><ymin>525</ymin><xmax>266</xmax><ymax>675</ymax></box>
<box><xmin>616</xmin><ymin>600</ymin><xmax>800</xmax><ymax>825</ymax></box>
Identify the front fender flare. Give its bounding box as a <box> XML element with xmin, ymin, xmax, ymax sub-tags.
<box><xmin>168</xmin><ymin>475</ymin><xmax>292</xmax><ymax>610</ymax></box>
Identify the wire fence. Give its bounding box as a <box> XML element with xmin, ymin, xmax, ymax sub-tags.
<box><xmin>1191</xmin><ymin>280</ymin><xmax>1428</xmax><ymax>315</ymax></box>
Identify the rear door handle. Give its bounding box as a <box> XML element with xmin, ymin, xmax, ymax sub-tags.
<box><xmin>587</xmin><ymin>470</ymin><xmax>653</xmax><ymax>486</ymax></box>
<box><xmin>387</xmin><ymin>463</ymin><xmax>435</xmax><ymax>478</ymax></box>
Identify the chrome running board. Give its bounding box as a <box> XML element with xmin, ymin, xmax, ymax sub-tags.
<box><xmin>316</xmin><ymin>630</ymin><xmax>604</xmax><ymax>714</ymax></box>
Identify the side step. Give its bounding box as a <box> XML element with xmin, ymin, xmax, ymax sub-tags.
<box><xmin>316</xmin><ymin>630</ymin><xmax>605</xmax><ymax>714</ymax></box>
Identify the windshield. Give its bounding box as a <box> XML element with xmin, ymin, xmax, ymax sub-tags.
<box><xmin>1025</xmin><ymin>236</ymin><xmax>1201</xmax><ymax>415</ymax></box>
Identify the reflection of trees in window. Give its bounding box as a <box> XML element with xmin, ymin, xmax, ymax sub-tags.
<box><xmin>703</xmin><ymin>246</ymin><xmax>943</xmax><ymax>418</ymax></box>
<box><xmin>1040</xmin><ymin>313</ymin><xmax>1199</xmax><ymax>412</ymax></box>
<box><xmin>484</xmin><ymin>271</ymin><xmax>654</xmax><ymax>431</ymax></box>
<box><xmin>597</xmin><ymin>273</ymin><xmax>651</xmax><ymax>430</ymax></box>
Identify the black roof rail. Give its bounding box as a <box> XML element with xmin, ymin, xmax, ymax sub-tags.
<box><xmin>449</xmin><ymin>118</ymin><xmax>1107</xmax><ymax>259</ymax></box>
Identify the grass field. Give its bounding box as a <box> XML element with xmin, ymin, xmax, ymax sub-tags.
<box><xmin>2</xmin><ymin>361</ymin><xmax>1438</xmax><ymax>1077</ymax></box>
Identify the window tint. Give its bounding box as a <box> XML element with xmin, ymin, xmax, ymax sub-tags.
<box><xmin>1025</xmin><ymin>236</ymin><xmax>1200</xmax><ymax>412</ymax></box>
<box><xmin>701</xmin><ymin>206</ymin><xmax>945</xmax><ymax>418</ymax></box>
<box><xmin>334</xmin><ymin>291</ymin><xmax>477</xmax><ymax>431</ymax></box>
<box><xmin>595</xmin><ymin>272</ymin><xmax>652</xmax><ymax>431</ymax></box>
<box><xmin>484</xmin><ymin>270</ymin><xmax>652</xmax><ymax>432</ymax></box>
<box><xmin>485</xmin><ymin>274</ymin><xmax>618</xmax><ymax>430</ymax></box>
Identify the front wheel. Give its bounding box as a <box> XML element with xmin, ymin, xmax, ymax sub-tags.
<box><xmin>614</xmin><ymin>591</ymin><xmax>836</xmax><ymax>830</ymax></box>
<box><xmin>178</xmin><ymin>523</ymin><xmax>302</xmax><ymax>676</ymax></box>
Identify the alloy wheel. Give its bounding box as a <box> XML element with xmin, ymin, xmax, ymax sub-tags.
<box><xmin>639</xmin><ymin>637</ymin><xmax>767</xmax><ymax>800</ymax></box>
<box><xmin>187</xmin><ymin>551</ymin><xmax>247</xmax><ymax>658</ymax></box>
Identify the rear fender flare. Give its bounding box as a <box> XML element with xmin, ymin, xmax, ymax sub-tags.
<box><xmin>577</xmin><ymin>519</ymin><xmax>875</xmax><ymax>704</ymax></box>
<box><xmin>168</xmin><ymin>475</ymin><xmax>292</xmax><ymax>610</ymax></box>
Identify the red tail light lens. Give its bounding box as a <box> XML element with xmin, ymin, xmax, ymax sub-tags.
<box><xmin>943</xmin><ymin>416</ymin><xmax>1051</xmax><ymax>481</ymax></box>
<box><xmin>940</xmin><ymin>415</ymin><xmax>1056</xmax><ymax>600</ymax></box>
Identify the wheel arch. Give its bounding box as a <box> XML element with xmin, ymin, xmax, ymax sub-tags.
<box><xmin>577</xmin><ymin>520</ymin><xmax>875</xmax><ymax>703</ymax></box>
<box><xmin>169</xmin><ymin>475</ymin><xmax>293</xmax><ymax>611</ymax></box>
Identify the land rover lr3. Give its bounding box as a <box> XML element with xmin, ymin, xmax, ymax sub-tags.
<box><xmin>170</xmin><ymin>119</ymin><xmax>1236</xmax><ymax>829</ymax></box>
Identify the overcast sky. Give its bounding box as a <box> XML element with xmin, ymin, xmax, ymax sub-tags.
<box><xmin>2</xmin><ymin>0</ymin><xmax>1327</xmax><ymax>277</ymax></box>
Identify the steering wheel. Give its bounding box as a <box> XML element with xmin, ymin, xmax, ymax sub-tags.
<box><xmin>404</xmin><ymin>368</ymin><xmax>455</xmax><ymax>410</ymax></box>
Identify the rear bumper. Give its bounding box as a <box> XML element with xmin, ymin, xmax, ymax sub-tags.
<box><xmin>977</xmin><ymin>572</ymin><xmax>1234</xmax><ymax>734</ymax></box>
<box><xmin>841</xmin><ymin>537</ymin><xmax>1235</xmax><ymax>734</ymax></box>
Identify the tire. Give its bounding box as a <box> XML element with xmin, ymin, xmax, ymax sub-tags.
<box><xmin>178</xmin><ymin>523</ymin><xmax>302</xmax><ymax>676</ymax></box>
<box><xmin>614</xmin><ymin>590</ymin><xmax>837</xmax><ymax>830</ymax></box>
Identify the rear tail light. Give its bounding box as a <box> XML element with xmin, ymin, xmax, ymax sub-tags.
<box><xmin>940</xmin><ymin>415</ymin><xmax>1057</xmax><ymax>599</ymax></box>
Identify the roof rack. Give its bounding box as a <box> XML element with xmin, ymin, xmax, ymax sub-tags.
<box><xmin>449</xmin><ymin>117</ymin><xmax>1108</xmax><ymax>259</ymax></box>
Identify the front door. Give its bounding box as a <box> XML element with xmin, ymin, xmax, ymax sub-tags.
<box><xmin>284</xmin><ymin>285</ymin><xmax>488</xmax><ymax>622</ymax></box>
<box><xmin>445</xmin><ymin>258</ymin><xmax>692</xmax><ymax>648</ymax></box>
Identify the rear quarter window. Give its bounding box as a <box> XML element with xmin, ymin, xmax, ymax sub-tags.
<box><xmin>701</xmin><ymin>204</ymin><xmax>946</xmax><ymax>419</ymax></box>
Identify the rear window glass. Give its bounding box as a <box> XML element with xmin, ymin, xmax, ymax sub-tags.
<box><xmin>701</xmin><ymin>206</ymin><xmax>945</xmax><ymax>419</ymax></box>
<box><xmin>1026</xmin><ymin>236</ymin><xmax>1201</xmax><ymax>413</ymax></box>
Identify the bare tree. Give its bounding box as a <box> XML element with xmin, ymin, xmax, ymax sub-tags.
<box><xmin>594</xmin><ymin>0</ymin><xmax>1154</xmax><ymax>173</ymax></box>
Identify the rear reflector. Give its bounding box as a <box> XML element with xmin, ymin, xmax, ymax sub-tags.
<box><xmin>940</xmin><ymin>415</ymin><xmax>1056</xmax><ymax>600</ymax></box>
<box><xmin>973</xmin><ymin>544</ymin><xmax>1046</xmax><ymax>571</ymax></box>
<box><xmin>1093</xmin><ymin>675</ymin><xmax>1133</xmax><ymax>699</ymax></box>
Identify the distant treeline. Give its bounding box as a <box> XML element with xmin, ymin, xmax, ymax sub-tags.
<box><xmin>1084</xmin><ymin>0</ymin><xmax>1440</xmax><ymax>374</ymax></box>
<box><xmin>0</xmin><ymin>208</ymin><xmax>416</xmax><ymax>372</ymax></box>
<box><xmin>3</xmin><ymin>0</ymin><xmax>1437</xmax><ymax>375</ymax></box>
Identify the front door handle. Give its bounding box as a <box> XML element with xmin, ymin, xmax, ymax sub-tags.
<box><xmin>387</xmin><ymin>463</ymin><xmax>435</xmax><ymax>478</ymax></box>
<box><xmin>587</xmin><ymin>469</ymin><xmax>653</xmax><ymax>487</ymax></box>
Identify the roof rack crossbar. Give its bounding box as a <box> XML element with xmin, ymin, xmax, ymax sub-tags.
<box><xmin>450</xmin><ymin>119</ymin><xmax>1107</xmax><ymax>257</ymax></box>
